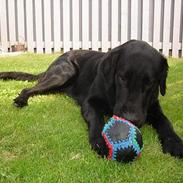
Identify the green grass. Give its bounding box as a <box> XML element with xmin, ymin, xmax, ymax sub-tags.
<box><xmin>0</xmin><ymin>54</ymin><xmax>183</xmax><ymax>183</ymax></box>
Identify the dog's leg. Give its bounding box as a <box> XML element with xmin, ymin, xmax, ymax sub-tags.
<box><xmin>14</xmin><ymin>61</ymin><xmax>77</xmax><ymax>107</ymax></box>
<box><xmin>82</xmin><ymin>100</ymin><xmax>108</xmax><ymax>157</ymax></box>
<box><xmin>147</xmin><ymin>101</ymin><xmax>183</xmax><ymax>158</ymax></box>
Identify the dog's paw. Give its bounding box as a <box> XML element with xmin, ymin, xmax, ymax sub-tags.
<box><xmin>90</xmin><ymin>136</ymin><xmax>108</xmax><ymax>158</ymax></box>
<box><xmin>13</xmin><ymin>97</ymin><xmax>28</xmax><ymax>108</ymax></box>
<box><xmin>161</xmin><ymin>136</ymin><xmax>183</xmax><ymax>158</ymax></box>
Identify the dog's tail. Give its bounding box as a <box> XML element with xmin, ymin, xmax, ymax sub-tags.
<box><xmin>0</xmin><ymin>71</ymin><xmax>43</xmax><ymax>81</ymax></box>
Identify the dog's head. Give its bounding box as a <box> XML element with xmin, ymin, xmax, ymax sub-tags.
<box><xmin>100</xmin><ymin>41</ymin><xmax>168</xmax><ymax>127</ymax></box>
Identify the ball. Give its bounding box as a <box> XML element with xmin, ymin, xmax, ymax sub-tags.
<box><xmin>102</xmin><ymin>115</ymin><xmax>143</xmax><ymax>163</ymax></box>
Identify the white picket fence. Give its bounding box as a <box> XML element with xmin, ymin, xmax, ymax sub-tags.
<box><xmin>0</xmin><ymin>0</ymin><xmax>183</xmax><ymax>57</ymax></box>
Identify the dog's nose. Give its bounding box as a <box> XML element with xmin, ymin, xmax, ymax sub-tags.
<box><xmin>122</xmin><ymin>112</ymin><xmax>142</xmax><ymax>127</ymax></box>
<box><xmin>123</xmin><ymin>112</ymin><xmax>137</xmax><ymax>122</ymax></box>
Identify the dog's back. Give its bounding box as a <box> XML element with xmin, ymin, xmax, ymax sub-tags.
<box><xmin>63</xmin><ymin>50</ymin><xmax>106</xmax><ymax>104</ymax></box>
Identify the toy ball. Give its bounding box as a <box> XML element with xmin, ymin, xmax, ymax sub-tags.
<box><xmin>102</xmin><ymin>115</ymin><xmax>143</xmax><ymax>163</ymax></box>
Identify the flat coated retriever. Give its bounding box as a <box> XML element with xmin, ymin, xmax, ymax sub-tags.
<box><xmin>0</xmin><ymin>40</ymin><xmax>183</xmax><ymax>158</ymax></box>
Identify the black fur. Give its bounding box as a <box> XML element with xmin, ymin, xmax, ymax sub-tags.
<box><xmin>0</xmin><ymin>40</ymin><xmax>182</xmax><ymax>158</ymax></box>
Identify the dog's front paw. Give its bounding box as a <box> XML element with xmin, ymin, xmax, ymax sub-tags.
<box><xmin>90</xmin><ymin>136</ymin><xmax>108</xmax><ymax>158</ymax></box>
<box><xmin>161</xmin><ymin>136</ymin><xmax>183</xmax><ymax>158</ymax></box>
<box><xmin>13</xmin><ymin>96</ymin><xmax>28</xmax><ymax>108</ymax></box>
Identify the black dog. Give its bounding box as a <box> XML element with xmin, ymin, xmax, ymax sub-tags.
<box><xmin>0</xmin><ymin>40</ymin><xmax>183</xmax><ymax>158</ymax></box>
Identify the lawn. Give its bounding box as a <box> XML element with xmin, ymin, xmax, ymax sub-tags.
<box><xmin>0</xmin><ymin>54</ymin><xmax>183</xmax><ymax>183</ymax></box>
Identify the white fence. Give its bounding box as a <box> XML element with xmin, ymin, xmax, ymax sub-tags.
<box><xmin>0</xmin><ymin>0</ymin><xmax>183</xmax><ymax>57</ymax></box>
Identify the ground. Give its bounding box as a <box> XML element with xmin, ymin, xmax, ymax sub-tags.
<box><xmin>0</xmin><ymin>54</ymin><xmax>183</xmax><ymax>183</ymax></box>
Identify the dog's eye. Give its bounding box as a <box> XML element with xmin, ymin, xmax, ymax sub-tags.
<box><xmin>148</xmin><ymin>80</ymin><xmax>154</xmax><ymax>86</ymax></box>
<box><xmin>149</xmin><ymin>81</ymin><xmax>154</xmax><ymax>86</ymax></box>
<box><xmin>146</xmin><ymin>80</ymin><xmax>154</xmax><ymax>89</ymax></box>
<box><xmin>144</xmin><ymin>77</ymin><xmax>153</xmax><ymax>86</ymax></box>
<box><xmin>118</xmin><ymin>75</ymin><xmax>126</xmax><ymax>83</ymax></box>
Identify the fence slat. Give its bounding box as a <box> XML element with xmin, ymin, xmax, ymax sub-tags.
<box><xmin>172</xmin><ymin>0</ymin><xmax>181</xmax><ymax>57</ymax></box>
<box><xmin>162</xmin><ymin>0</ymin><xmax>171</xmax><ymax>56</ymax></box>
<box><xmin>111</xmin><ymin>0</ymin><xmax>119</xmax><ymax>48</ymax></box>
<box><xmin>121</xmin><ymin>0</ymin><xmax>128</xmax><ymax>44</ymax></box>
<box><xmin>182</xmin><ymin>28</ymin><xmax>183</xmax><ymax>58</ymax></box>
<box><xmin>53</xmin><ymin>0</ymin><xmax>61</xmax><ymax>52</ymax></box>
<box><xmin>25</xmin><ymin>0</ymin><xmax>34</xmax><ymax>52</ymax></box>
<box><xmin>35</xmin><ymin>0</ymin><xmax>43</xmax><ymax>53</ymax></box>
<box><xmin>92</xmin><ymin>0</ymin><xmax>99</xmax><ymax>51</ymax></box>
<box><xmin>0</xmin><ymin>0</ymin><xmax>8</xmax><ymax>52</ymax></box>
<box><xmin>101</xmin><ymin>0</ymin><xmax>109</xmax><ymax>52</ymax></box>
<box><xmin>43</xmin><ymin>0</ymin><xmax>52</xmax><ymax>53</ymax></box>
<box><xmin>153</xmin><ymin>0</ymin><xmax>161</xmax><ymax>50</ymax></box>
<box><xmin>72</xmin><ymin>0</ymin><xmax>80</xmax><ymax>49</ymax></box>
<box><xmin>142</xmin><ymin>0</ymin><xmax>149</xmax><ymax>42</ymax></box>
<box><xmin>131</xmin><ymin>0</ymin><xmax>138</xmax><ymax>39</ymax></box>
<box><xmin>8</xmin><ymin>0</ymin><xmax>16</xmax><ymax>47</ymax></box>
<box><xmin>63</xmin><ymin>0</ymin><xmax>71</xmax><ymax>52</ymax></box>
<box><xmin>82</xmin><ymin>0</ymin><xmax>89</xmax><ymax>49</ymax></box>
<box><xmin>17</xmin><ymin>0</ymin><xmax>25</xmax><ymax>44</ymax></box>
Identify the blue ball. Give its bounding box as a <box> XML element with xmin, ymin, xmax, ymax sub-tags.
<box><xmin>102</xmin><ymin>115</ymin><xmax>143</xmax><ymax>163</ymax></box>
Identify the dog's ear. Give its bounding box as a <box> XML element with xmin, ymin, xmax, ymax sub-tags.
<box><xmin>101</xmin><ymin>52</ymin><xmax>119</xmax><ymax>85</ymax></box>
<box><xmin>99</xmin><ymin>52</ymin><xmax>119</xmax><ymax>106</ymax></box>
<box><xmin>159</xmin><ymin>57</ymin><xmax>169</xmax><ymax>96</ymax></box>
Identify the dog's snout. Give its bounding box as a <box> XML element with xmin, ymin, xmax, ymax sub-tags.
<box><xmin>122</xmin><ymin>112</ymin><xmax>143</xmax><ymax>127</ymax></box>
<box><xmin>123</xmin><ymin>112</ymin><xmax>137</xmax><ymax>122</ymax></box>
